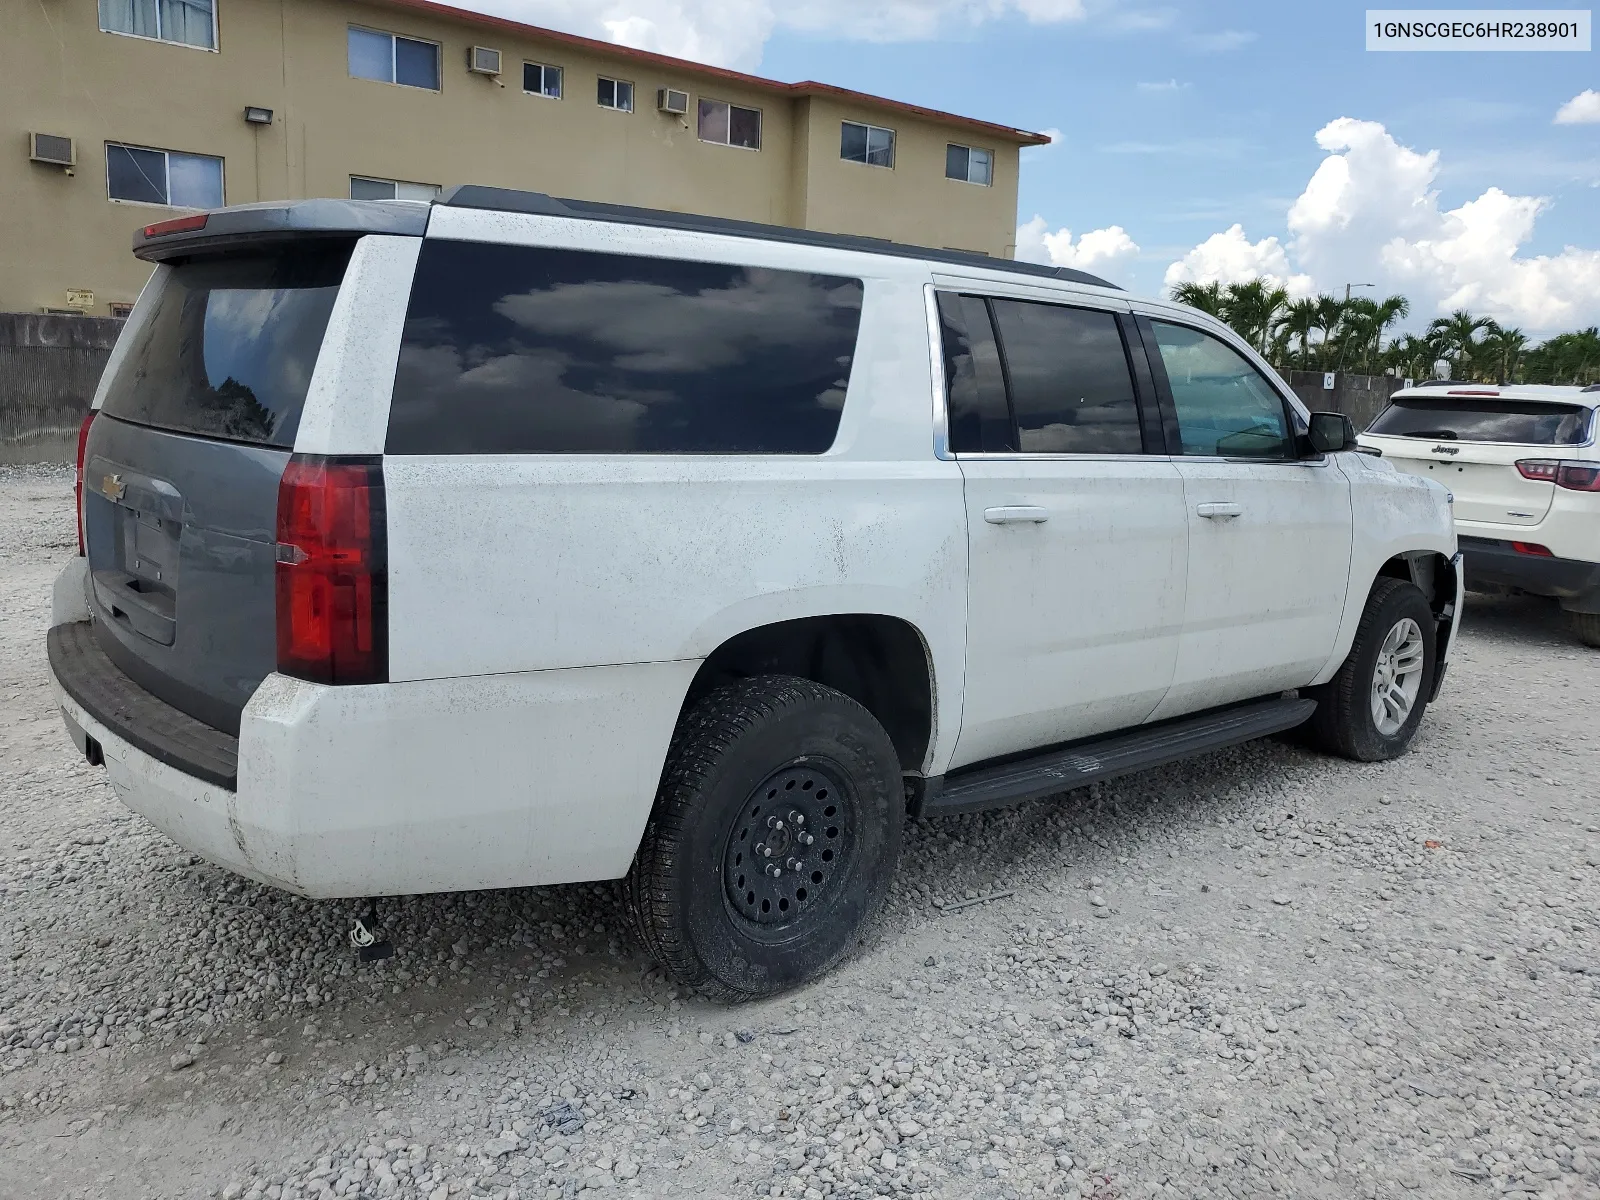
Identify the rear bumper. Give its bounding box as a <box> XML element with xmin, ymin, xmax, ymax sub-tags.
<box><xmin>48</xmin><ymin>615</ymin><xmax>697</xmax><ymax>899</ymax></box>
<box><xmin>1459</xmin><ymin>537</ymin><xmax>1600</xmax><ymax>613</ymax></box>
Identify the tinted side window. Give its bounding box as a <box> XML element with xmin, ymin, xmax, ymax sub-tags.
<box><xmin>989</xmin><ymin>300</ymin><xmax>1142</xmax><ymax>454</ymax></box>
<box><xmin>387</xmin><ymin>241</ymin><xmax>864</xmax><ymax>454</ymax></box>
<box><xmin>936</xmin><ymin>292</ymin><xmax>1014</xmax><ymax>453</ymax></box>
<box><xmin>1149</xmin><ymin>321</ymin><xmax>1292</xmax><ymax>459</ymax></box>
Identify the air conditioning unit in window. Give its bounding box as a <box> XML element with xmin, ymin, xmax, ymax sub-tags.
<box><xmin>467</xmin><ymin>46</ymin><xmax>502</xmax><ymax>75</ymax></box>
<box><xmin>657</xmin><ymin>88</ymin><xmax>690</xmax><ymax>115</ymax></box>
<box><xmin>29</xmin><ymin>132</ymin><xmax>76</xmax><ymax>168</ymax></box>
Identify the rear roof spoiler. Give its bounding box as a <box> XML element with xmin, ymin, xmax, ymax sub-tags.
<box><xmin>133</xmin><ymin>199</ymin><xmax>431</xmax><ymax>262</ymax></box>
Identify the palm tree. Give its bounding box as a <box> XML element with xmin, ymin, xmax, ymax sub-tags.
<box><xmin>1477</xmin><ymin>325</ymin><xmax>1528</xmax><ymax>384</ymax></box>
<box><xmin>1312</xmin><ymin>295</ymin><xmax>1347</xmax><ymax>369</ymax></box>
<box><xmin>1170</xmin><ymin>281</ymin><xmax>1226</xmax><ymax>318</ymax></box>
<box><xmin>1220</xmin><ymin>280</ymin><xmax>1289</xmax><ymax>357</ymax></box>
<box><xmin>1425</xmin><ymin>310</ymin><xmax>1494</xmax><ymax>378</ymax></box>
<box><xmin>1279</xmin><ymin>298</ymin><xmax>1319</xmax><ymax>370</ymax></box>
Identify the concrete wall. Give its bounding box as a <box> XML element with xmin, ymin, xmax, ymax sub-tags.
<box><xmin>0</xmin><ymin>314</ymin><xmax>121</xmax><ymax>464</ymax></box>
<box><xmin>1</xmin><ymin>0</ymin><xmax>1034</xmax><ymax>316</ymax></box>
<box><xmin>1287</xmin><ymin>370</ymin><xmax>1403</xmax><ymax>432</ymax></box>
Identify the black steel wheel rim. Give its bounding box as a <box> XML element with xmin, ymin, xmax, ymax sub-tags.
<box><xmin>722</xmin><ymin>758</ymin><xmax>855</xmax><ymax>930</ymax></box>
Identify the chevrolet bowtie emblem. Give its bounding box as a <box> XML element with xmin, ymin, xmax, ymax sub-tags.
<box><xmin>100</xmin><ymin>473</ymin><xmax>126</xmax><ymax>501</ymax></box>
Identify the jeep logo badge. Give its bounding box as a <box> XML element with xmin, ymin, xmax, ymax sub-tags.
<box><xmin>1431</xmin><ymin>444</ymin><xmax>1459</xmax><ymax>456</ymax></box>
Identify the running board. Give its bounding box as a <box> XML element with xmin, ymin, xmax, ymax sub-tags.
<box><xmin>922</xmin><ymin>696</ymin><xmax>1316</xmax><ymax>817</ymax></box>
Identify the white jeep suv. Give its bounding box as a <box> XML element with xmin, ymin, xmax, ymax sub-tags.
<box><xmin>1359</xmin><ymin>382</ymin><xmax>1600</xmax><ymax>647</ymax></box>
<box><xmin>49</xmin><ymin>189</ymin><xmax>1461</xmax><ymax>998</ymax></box>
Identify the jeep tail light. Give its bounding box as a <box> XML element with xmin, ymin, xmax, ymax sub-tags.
<box><xmin>275</xmin><ymin>456</ymin><xmax>387</xmax><ymax>685</ymax></box>
<box><xmin>1515</xmin><ymin>459</ymin><xmax>1558</xmax><ymax>482</ymax></box>
<box><xmin>1556</xmin><ymin>462</ymin><xmax>1600</xmax><ymax>492</ymax></box>
<box><xmin>1515</xmin><ymin>459</ymin><xmax>1600</xmax><ymax>491</ymax></box>
<box><xmin>1510</xmin><ymin>542</ymin><xmax>1552</xmax><ymax>557</ymax></box>
<box><xmin>74</xmin><ymin>411</ymin><xmax>95</xmax><ymax>555</ymax></box>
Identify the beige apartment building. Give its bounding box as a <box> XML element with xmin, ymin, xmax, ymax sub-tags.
<box><xmin>3</xmin><ymin>0</ymin><xmax>1048</xmax><ymax>317</ymax></box>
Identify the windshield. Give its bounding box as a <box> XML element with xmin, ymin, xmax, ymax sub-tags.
<box><xmin>1366</xmin><ymin>396</ymin><xmax>1592</xmax><ymax>445</ymax></box>
<box><xmin>100</xmin><ymin>241</ymin><xmax>352</xmax><ymax>448</ymax></box>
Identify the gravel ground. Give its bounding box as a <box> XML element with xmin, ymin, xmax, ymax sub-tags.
<box><xmin>2</xmin><ymin>464</ymin><xmax>1597</xmax><ymax>1200</ymax></box>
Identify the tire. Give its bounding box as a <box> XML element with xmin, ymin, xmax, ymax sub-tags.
<box><xmin>625</xmin><ymin>675</ymin><xmax>904</xmax><ymax>1001</ymax></box>
<box><xmin>1302</xmin><ymin>577</ymin><xmax>1437</xmax><ymax>762</ymax></box>
<box><xmin>1569</xmin><ymin>611</ymin><xmax>1600</xmax><ymax>649</ymax></box>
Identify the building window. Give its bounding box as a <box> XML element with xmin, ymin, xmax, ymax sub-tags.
<box><xmin>946</xmin><ymin>143</ymin><xmax>993</xmax><ymax>186</ymax></box>
<box><xmin>348</xmin><ymin>26</ymin><xmax>440</xmax><ymax>90</ymax></box>
<box><xmin>109</xmin><ymin>302</ymin><xmax>136</xmax><ymax>319</ymax></box>
<box><xmin>524</xmin><ymin>62</ymin><xmax>562</xmax><ymax>98</ymax></box>
<box><xmin>350</xmin><ymin>176</ymin><xmax>441</xmax><ymax>201</ymax></box>
<box><xmin>698</xmin><ymin>99</ymin><xmax>761</xmax><ymax>150</ymax></box>
<box><xmin>99</xmin><ymin>0</ymin><xmax>216</xmax><ymax>50</ymax></box>
<box><xmin>106</xmin><ymin>143</ymin><xmax>223</xmax><ymax>208</ymax></box>
<box><xmin>840</xmin><ymin>121</ymin><xmax>895</xmax><ymax>168</ymax></box>
<box><xmin>597</xmin><ymin>77</ymin><xmax>633</xmax><ymax>112</ymax></box>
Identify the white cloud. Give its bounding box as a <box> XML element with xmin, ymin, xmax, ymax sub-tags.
<box><xmin>1016</xmin><ymin>216</ymin><xmax>1140</xmax><ymax>277</ymax></box>
<box><xmin>1163</xmin><ymin>118</ymin><xmax>1600</xmax><ymax>334</ymax></box>
<box><xmin>1555</xmin><ymin>89</ymin><xmax>1600</xmax><ymax>125</ymax></box>
<box><xmin>1137</xmin><ymin>78</ymin><xmax>1188</xmax><ymax>91</ymax></box>
<box><xmin>1032</xmin><ymin>127</ymin><xmax>1065</xmax><ymax>147</ymax></box>
<box><xmin>1161</xmin><ymin>225</ymin><xmax>1312</xmax><ymax>295</ymax></box>
<box><xmin>463</xmin><ymin>0</ymin><xmax>1090</xmax><ymax>69</ymax></box>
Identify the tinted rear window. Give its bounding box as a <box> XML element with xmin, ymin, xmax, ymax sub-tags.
<box><xmin>100</xmin><ymin>243</ymin><xmax>351</xmax><ymax>448</ymax></box>
<box><xmin>1367</xmin><ymin>396</ymin><xmax>1592</xmax><ymax>445</ymax></box>
<box><xmin>386</xmin><ymin>240</ymin><xmax>865</xmax><ymax>454</ymax></box>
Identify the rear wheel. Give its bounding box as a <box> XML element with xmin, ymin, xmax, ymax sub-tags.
<box><xmin>625</xmin><ymin>675</ymin><xmax>903</xmax><ymax>1001</ymax></box>
<box><xmin>1303</xmin><ymin>578</ymin><xmax>1436</xmax><ymax>761</ymax></box>
<box><xmin>1569</xmin><ymin>611</ymin><xmax>1600</xmax><ymax>649</ymax></box>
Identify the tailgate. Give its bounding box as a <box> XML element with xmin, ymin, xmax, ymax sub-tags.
<box><xmin>1364</xmin><ymin>436</ymin><xmax>1555</xmax><ymax>526</ymax></box>
<box><xmin>81</xmin><ymin>239</ymin><xmax>353</xmax><ymax>735</ymax></box>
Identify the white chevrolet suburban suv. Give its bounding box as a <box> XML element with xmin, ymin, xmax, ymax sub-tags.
<box><xmin>50</xmin><ymin>189</ymin><xmax>1462</xmax><ymax>999</ymax></box>
<box><xmin>1358</xmin><ymin>382</ymin><xmax>1600</xmax><ymax>647</ymax></box>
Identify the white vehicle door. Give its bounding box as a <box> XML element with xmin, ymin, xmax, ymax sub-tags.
<box><xmin>939</xmin><ymin>290</ymin><xmax>1188</xmax><ymax>770</ymax></box>
<box><xmin>1136</xmin><ymin>316</ymin><xmax>1353</xmax><ymax>718</ymax></box>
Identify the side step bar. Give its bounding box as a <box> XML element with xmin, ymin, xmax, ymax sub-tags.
<box><xmin>921</xmin><ymin>696</ymin><xmax>1316</xmax><ymax>818</ymax></box>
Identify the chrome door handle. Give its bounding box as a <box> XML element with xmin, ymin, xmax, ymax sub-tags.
<box><xmin>984</xmin><ymin>506</ymin><xmax>1050</xmax><ymax>525</ymax></box>
<box><xmin>1196</xmin><ymin>502</ymin><xmax>1242</xmax><ymax>519</ymax></box>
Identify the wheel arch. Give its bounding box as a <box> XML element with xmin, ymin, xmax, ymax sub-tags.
<box><xmin>1313</xmin><ymin>547</ymin><xmax>1461</xmax><ymax>690</ymax></box>
<box><xmin>676</xmin><ymin>614</ymin><xmax>938</xmax><ymax>776</ymax></box>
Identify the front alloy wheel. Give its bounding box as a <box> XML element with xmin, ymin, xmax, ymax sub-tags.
<box><xmin>1304</xmin><ymin>577</ymin><xmax>1438</xmax><ymax>761</ymax></box>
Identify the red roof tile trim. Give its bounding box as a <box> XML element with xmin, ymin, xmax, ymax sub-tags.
<box><xmin>368</xmin><ymin>0</ymin><xmax>1053</xmax><ymax>146</ymax></box>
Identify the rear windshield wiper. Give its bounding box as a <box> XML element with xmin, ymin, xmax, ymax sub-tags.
<box><xmin>1399</xmin><ymin>429</ymin><xmax>1458</xmax><ymax>439</ymax></box>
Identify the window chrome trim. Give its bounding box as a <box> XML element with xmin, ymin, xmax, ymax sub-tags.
<box><xmin>924</xmin><ymin>284</ymin><xmax>954</xmax><ymax>461</ymax></box>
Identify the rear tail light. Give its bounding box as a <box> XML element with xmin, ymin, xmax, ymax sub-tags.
<box><xmin>1515</xmin><ymin>459</ymin><xmax>1558</xmax><ymax>482</ymax></box>
<box><xmin>1515</xmin><ymin>459</ymin><xmax>1600</xmax><ymax>491</ymax></box>
<box><xmin>1556</xmin><ymin>463</ymin><xmax>1600</xmax><ymax>492</ymax></box>
<box><xmin>1510</xmin><ymin>542</ymin><xmax>1553</xmax><ymax>557</ymax></box>
<box><xmin>275</xmin><ymin>456</ymin><xmax>387</xmax><ymax>685</ymax></box>
<box><xmin>74</xmin><ymin>411</ymin><xmax>95</xmax><ymax>555</ymax></box>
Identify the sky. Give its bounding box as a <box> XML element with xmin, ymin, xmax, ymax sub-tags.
<box><xmin>455</xmin><ymin>0</ymin><xmax>1599</xmax><ymax>335</ymax></box>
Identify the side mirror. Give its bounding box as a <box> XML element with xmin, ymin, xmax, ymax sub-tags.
<box><xmin>1307</xmin><ymin>411</ymin><xmax>1356</xmax><ymax>455</ymax></box>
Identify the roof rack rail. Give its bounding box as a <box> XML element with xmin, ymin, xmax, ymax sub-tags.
<box><xmin>435</xmin><ymin>185</ymin><xmax>1120</xmax><ymax>290</ymax></box>
<box><xmin>1406</xmin><ymin>380</ymin><xmax>1465</xmax><ymax>388</ymax></box>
